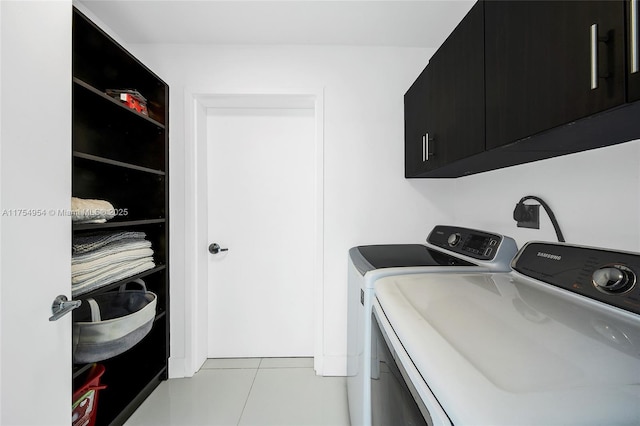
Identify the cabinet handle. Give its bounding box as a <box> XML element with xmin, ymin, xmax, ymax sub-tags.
<box><xmin>632</xmin><ymin>0</ymin><xmax>639</xmax><ymax>74</ymax></box>
<box><xmin>422</xmin><ymin>133</ymin><xmax>434</xmax><ymax>162</ymax></box>
<box><xmin>591</xmin><ymin>23</ymin><xmax>599</xmax><ymax>89</ymax></box>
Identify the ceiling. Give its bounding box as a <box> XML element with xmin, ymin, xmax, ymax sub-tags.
<box><xmin>78</xmin><ymin>0</ymin><xmax>475</xmax><ymax>47</ymax></box>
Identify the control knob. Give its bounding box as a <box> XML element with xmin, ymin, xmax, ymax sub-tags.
<box><xmin>592</xmin><ymin>265</ymin><xmax>636</xmax><ymax>294</ymax></box>
<box><xmin>447</xmin><ymin>233</ymin><xmax>461</xmax><ymax>247</ymax></box>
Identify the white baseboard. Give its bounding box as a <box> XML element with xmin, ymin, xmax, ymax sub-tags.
<box><xmin>168</xmin><ymin>357</ymin><xmax>187</xmax><ymax>379</ymax></box>
<box><xmin>318</xmin><ymin>354</ymin><xmax>347</xmax><ymax>377</ymax></box>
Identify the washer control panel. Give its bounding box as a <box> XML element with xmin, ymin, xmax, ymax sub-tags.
<box><xmin>427</xmin><ymin>225</ymin><xmax>502</xmax><ymax>261</ymax></box>
<box><xmin>513</xmin><ymin>242</ymin><xmax>640</xmax><ymax>315</ymax></box>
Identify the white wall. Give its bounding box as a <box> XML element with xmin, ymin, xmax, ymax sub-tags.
<box><xmin>132</xmin><ymin>40</ymin><xmax>640</xmax><ymax>377</ymax></box>
<box><xmin>0</xmin><ymin>2</ymin><xmax>4</xmax><ymax>419</ymax></box>
<box><xmin>130</xmin><ymin>44</ymin><xmax>448</xmax><ymax>375</ymax></box>
<box><xmin>436</xmin><ymin>140</ymin><xmax>640</xmax><ymax>252</ymax></box>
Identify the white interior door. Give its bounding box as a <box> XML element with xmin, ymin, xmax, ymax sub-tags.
<box><xmin>1</xmin><ymin>1</ymin><xmax>72</xmax><ymax>424</ymax></box>
<box><xmin>206</xmin><ymin>105</ymin><xmax>316</xmax><ymax>358</ymax></box>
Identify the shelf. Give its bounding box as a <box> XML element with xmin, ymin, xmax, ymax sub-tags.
<box><xmin>90</xmin><ymin>324</ymin><xmax>168</xmax><ymax>425</ymax></box>
<box><xmin>72</xmin><ymin>220</ymin><xmax>168</xmax><ymax>268</ymax></box>
<box><xmin>72</xmin><ymin>363</ymin><xmax>94</xmax><ymax>380</ymax></box>
<box><xmin>73</xmin><ymin>77</ymin><xmax>166</xmax><ymax>172</ymax></box>
<box><xmin>105</xmin><ymin>368</ymin><xmax>167</xmax><ymax>426</ymax></box>
<box><xmin>72</xmin><ymin>159</ymin><xmax>166</xmax><ymax>221</ymax></box>
<box><xmin>72</xmin><ymin>307</ymin><xmax>168</xmax><ymax>377</ymax></box>
<box><xmin>72</xmin><ymin>7</ymin><xmax>169</xmax><ymax>425</ymax></box>
<box><xmin>155</xmin><ymin>310</ymin><xmax>167</xmax><ymax>323</ymax></box>
<box><xmin>73</xmin><ymin>9</ymin><xmax>167</xmax><ymax>126</ymax></box>
<box><xmin>72</xmin><ymin>218</ymin><xmax>166</xmax><ymax>232</ymax></box>
<box><xmin>72</xmin><ymin>265</ymin><xmax>167</xmax><ymax>299</ymax></box>
<box><xmin>74</xmin><ymin>77</ymin><xmax>165</xmax><ymax>129</ymax></box>
<box><xmin>73</xmin><ymin>151</ymin><xmax>165</xmax><ymax>176</ymax></box>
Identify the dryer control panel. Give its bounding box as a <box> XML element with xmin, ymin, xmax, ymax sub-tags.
<box><xmin>513</xmin><ymin>241</ymin><xmax>640</xmax><ymax>316</ymax></box>
<box><xmin>427</xmin><ymin>225</ymin><xmax>502</xmax><ymax>261</ymax></box>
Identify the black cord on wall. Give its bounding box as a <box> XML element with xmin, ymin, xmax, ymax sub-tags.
<box><xmin>514</xmin><ymin>195</ymin><xmax>566</xmax><ymax>242</ymax></box>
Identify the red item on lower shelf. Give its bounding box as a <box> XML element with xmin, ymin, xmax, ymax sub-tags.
<box><xmin>72</xmin><ymin>364</ymin><xmax>107</xmax><ymax>426</ymax></box>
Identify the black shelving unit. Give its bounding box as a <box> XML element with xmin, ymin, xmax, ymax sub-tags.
<box><xmin>72</xmin><ymin>8</ymin><xmax>169</xmax><ymax>426</ymax></box>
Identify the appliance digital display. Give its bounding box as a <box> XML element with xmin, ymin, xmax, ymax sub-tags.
<box><xmin>465</xmin><ymin>235</ymin><xmax>486</xmax><ymax>251</ymax></box>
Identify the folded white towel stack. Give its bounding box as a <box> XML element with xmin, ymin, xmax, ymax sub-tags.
<box><xmin>71</xmin><ymin>197</ymin><xmax>116</xmax><ymax>224</ymax></box>
<box><xmin>72</xmin><ymin>230</ymin><xmax>155</xmax><ymax>296</ymax></box>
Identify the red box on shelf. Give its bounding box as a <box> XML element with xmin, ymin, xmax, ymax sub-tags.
<box><xmin>106</xmin><ymin>89</ymin><xmax>148</xmax><ymax>116</ymax></box>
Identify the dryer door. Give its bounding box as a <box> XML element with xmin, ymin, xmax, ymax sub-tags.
<box><xmin>371</xmin><ymin>309</ymin><xmax>430</xmax><ymax>426</ymax></box>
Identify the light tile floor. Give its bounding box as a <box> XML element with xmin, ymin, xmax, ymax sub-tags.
<box><xmin>125</xmin><ymin>358</ymin><xmax>351</xmax><ymax>426</ymax></box>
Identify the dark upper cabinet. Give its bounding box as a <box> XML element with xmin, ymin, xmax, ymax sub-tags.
<box><xmin>404</xmin><ymin>1</ymin><xmax>484</xmax><ymax>178</ymax></box>
<box><xmin>405</xmin><ymin>0</ymin><xmax>640</xmax><ymax>178</ymax></box>
<box><xmin>628</xmin><ymin>0</ymin><xmax>640</xmax><ymax>102</ymax></box>
<box><xmin>404</xmin><ymin>67</ymin><xmax>435</xmax><ymax>177</ymax></box>
<box><xmin>485</xmin><ymin>1</ymin><xmax>626</xmax><ymax>150</ymax></box>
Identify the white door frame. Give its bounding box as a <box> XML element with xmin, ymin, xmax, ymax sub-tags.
<box><xmin>182</xmin><ymin>89</ymin><xmax>325</xmax><ymax>376</ymax></box>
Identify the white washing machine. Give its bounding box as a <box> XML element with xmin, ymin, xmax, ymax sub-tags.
<box><xmin>346</xmin><ymin>225</ymin><xmax>518</xmax><ymax>426</ymax></box>
<box><xmin>372</xmin><ymin>241</ymin><xmax>640</xmax><ymax>425</ymax></box>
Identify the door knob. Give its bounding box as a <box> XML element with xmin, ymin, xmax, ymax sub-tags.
<box><xmin>209</xmin><ymin>243</ymin><xmax>228</xmax><ymax>254</ymax></box>
<box><xmin>49</xmin><ymin>295</ymin><xmax>81</xmax><ymax>321</ymax></box>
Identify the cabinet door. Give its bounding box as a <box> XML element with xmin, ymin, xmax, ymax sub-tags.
<box><xmin>485</xmin><ymin>0</ymin><xmax>626</xmax><ymax>150</ymax></box>
<box><xmin>628</xmin><ymin>0</ymin><xmax>640</xmax><ymax>102</ymax></box>
<box><xmin>427</xmin><ymin>1</ymin><xmax>485</xmax><ymax>171</ymax></box>
<box><xmin>404</xmin><ymin>1</ymin><xmax>485</xmax><ymax>177</ymax></box>
<box><xmin>404</xmin><ymin>67</ymin><xmax>438</xmax><ymax>177</ymax></box>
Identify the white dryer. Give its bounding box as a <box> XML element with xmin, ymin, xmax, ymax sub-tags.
<box><xmin>372</xmin><ymin>241</ymin><xmax>640</xmax><ymax>425</ymax></box>
<box><xmin>347</xmin><ymin>225</ymin><xmax>518</xmax><ymax>426</ymax></box>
